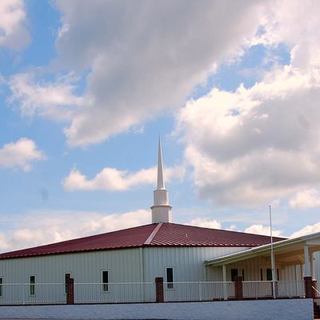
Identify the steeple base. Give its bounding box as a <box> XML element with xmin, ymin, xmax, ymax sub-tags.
<box><xmin>151</xmin><ymin>205</ymin><xmax>172</xmax><ymax>223</ymax></box>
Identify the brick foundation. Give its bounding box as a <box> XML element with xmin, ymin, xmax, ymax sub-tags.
<box><xmin>304</xmin><ymin>276</ymin><xmax>313</xmax><ymax>298</ymax></box>
<box><xmin>66</xmin><ymin>274</ymin><xmax>74</xmax><ymax>305</ymax></box>
<box><xmin>235</xmin><ymin>276</ymin><xmax>243</xmax><ymax>300</ymax></box>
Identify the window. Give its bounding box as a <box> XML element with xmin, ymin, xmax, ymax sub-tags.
<box><xmin>267</xmin><ymin>268</ymin><xmax>279</xmax><ymax>281</ymax></box>
<box><xmin>166</xmin><ymin>267</ymin><xmax>174</xmax><ymax>289</ymax></box>
<box><xmin>231</xmin><ymin>269</ymin><xmax>238</xmax><ymax>281</ymax></box>
<box><xmin>30</xmin><ymin>276</ymin><xmax>35</xmax><ymax>296</ymax></box>
<box><xmin>260</xmin><ymin>268</ymin><xmax>263</xmax><ymax>281</ymax></box>
<box><xmin>65</xmin><ymin>273</ymin><xmax>71</xmax><ymax>294</ymax></box>
<box><xmin>102</xmin><ymin>271</ymin><xmax>109</xmax><ymax>292</ymax></box>
<box><xmin>266</xmin><ymin>268</ymin><xmax>272</xmax><ymax>281</ymax></box>
<box><xmin>0</xmin><ymin>278</ymin><xmax>2</xmax><ymax>297</ymax></box>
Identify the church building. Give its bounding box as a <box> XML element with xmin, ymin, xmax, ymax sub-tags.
<box><xmin>0</xmin><ymin>141</ymin><xmax>319</xmax><ymax>305</ymax></box>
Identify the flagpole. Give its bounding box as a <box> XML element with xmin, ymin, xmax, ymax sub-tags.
<box><xmin>269</xmin><ymin>204</ymin><xmax>276</xmax><ymax>299</ymax></box>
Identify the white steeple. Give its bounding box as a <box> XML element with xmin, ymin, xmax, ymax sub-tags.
<box><xmin>151</xmin><ymin>138</ymin><xmax>172</xmax><ymax>223</ymax></box>
<box><xmin>157</xmin><ymin>139</ymin><xmax>165</xmax><ymax>190</ymax></box>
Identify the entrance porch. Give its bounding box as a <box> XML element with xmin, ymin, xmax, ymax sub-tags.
<box><xmin>205</xmin><ymin>231</ymin><xmax>320</xmax><ymax>300</ymax></box>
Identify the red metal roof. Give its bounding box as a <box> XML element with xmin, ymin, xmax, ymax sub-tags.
<box><xmin>0</xmin><ymin>223</ymin><xmax>285</xmax><ymax>260</ymax></box>
<box><xmin>150</xmin><ymin>223</ymin><xmax>285</xmax><ymax>247</ymax></box>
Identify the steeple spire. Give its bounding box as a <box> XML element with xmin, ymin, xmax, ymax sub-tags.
<box><xmin>157</xmin><ymin>138</ymin><xmax>165</xmax><ymax>190</ymax></box>
<box><xmin>151</xmin><ymin>138</ymin><xmax>172</xmax><ymax>223</ymax></box>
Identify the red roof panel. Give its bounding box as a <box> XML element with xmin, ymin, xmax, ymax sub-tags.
<box><xmin>0</xmin><ymin>224</ymin><xmax>157</xmax><ymax>260</ymax></box>
<box><xmin>150</xmin><ymin>223</ymin><xmax>284</xmax><ymax>247</ymax></box>
<box><xmin>0</xmin><ymin>223</ymin><xmax>285</xmax><ymax>260</ymax></box>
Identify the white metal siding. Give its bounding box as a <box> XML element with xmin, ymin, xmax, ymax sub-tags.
<box><xmin>0</xmin><ymin>246</ymin><xmax>249</xmax><ymax>304</ymax></box>
<box><xmin>0</xmin><ymin>249</ymin><xmax>141</xmax><ymax>283</ymax></box>
<box><xmin>143</xmin><ymin>247</ymin><xmax>248</xmax><ymax>282</ymax></box>
<box><xmin>143</xmin><ymin>246</ymin><xmax>248</xmax><ymax>301</ymax></box>
<box><xmin>0</xmin><ymin>248</ymin><xmax>142</xmax><ymax>304</ymax></box>
<box><xmin>1</xmin><ymin>245</ymin><xmax>315</xmax><ymax>304</ymax></box>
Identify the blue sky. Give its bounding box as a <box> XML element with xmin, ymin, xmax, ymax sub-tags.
<box><xmin>1</xmin><ymin>0</ymin><xmax>320</xmax><ymax>251</ymax></box>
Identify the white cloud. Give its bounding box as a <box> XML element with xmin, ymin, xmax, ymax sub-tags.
<box><xmin>253</xmin><ymin>0</ymin><xmax>320</xmax><ymax>69</ymax></box>
<box><xmin>178</xmin><ymin>64</ymin><xmax>320</xmax><ymax>206</ymax></box>
<box><xmin>0</xmin><ymin>209</ymin><xmax>149</xmax><ymax>252</ymax></box>
<box><xmin>50</xmin><ymin>0</ymin><xmax>266</xmax><ymax>146</ymax></box>
<box><xmin>9</xmin><ymin>73</ymin><xmax>83</xmax><ymax>121</ymax></box>
<box><xmin>290</xmin><ymin>222</ymin><xmax>320</xmax><ymax>238</ymax></box>
<box><xmin>63</xmin><ymin>165</ymin><xmax>185</xmax><ymax>192</ymax></box>
<box><xmin>227</xmin><ymin>225</ymin><xmax>239</xmax><ymax>231</ymax></box>
<box><xmin>244</xmin><ymin>224</ymin><xmax>282</xmax><ymax>237</ymax></box>
<box><xmin>0</xmin><ymin>0</ymin><xmax>29</xmax><ymax>49</ymax></box>
<box><xmin>0</xmin><ymin>138</ymin><xmax>45</xmax><ymax>171</ymax></box>
<box><xmin>176</xmin><ymin>0</ymin><xmax>320</xmax><ymax>208</ymax></box>
<box><xmin>289</xmin><ymin>189</ymin><xmax>320</xmax><ymax>209</ymax></box>
<box><xmin>188</xmin><ymin>217</ymin><xmax>221</xmax><ymax>229</ymax></box>
<box><xmin>0</xmin><ymin>233</ymin><xmax>9</xmax><ymax>251</ymax></box>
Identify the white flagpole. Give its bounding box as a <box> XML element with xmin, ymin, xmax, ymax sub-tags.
<box><xmin>269</xmin><ymin>204</ymin><xmax>276</xmax><ymax>299</ymax></box>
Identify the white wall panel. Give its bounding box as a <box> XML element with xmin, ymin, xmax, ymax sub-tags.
<box><xmin>143</xmin><ymin>247</ymin><xmax>248</xmax><ymax>283</ymax></box>
<box><xmin>0</xmin><ymin>248</ymin><xmax>142</xmax><ymax>304</ymax></box>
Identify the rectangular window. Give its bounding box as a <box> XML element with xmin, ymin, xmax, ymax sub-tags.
<box><xmin>30</xmin><ymin>276</ymin><xmax>35</xmax><ymax>296</ymax></box>
<box><xmin>102</xmin><ymin>271</ymin><xmax>109</xmax><ymax>292</ymax></box>
<box><xmin>260</xmin><ymin>268</ymin><xmax>263</xmax><ymax>281</ymax></box>
<box><xmin>166</xmin><ymin>267</ymin><xmax>174</xmax><ymax>289</ymax></box>
<box><xmin>266</xmin><ymin>268</ymin><xmax>272</xmax><ymax>281</ymax></box>
<box><xmin>0</xmin><ymin>277</ymin><xmax>2</xmax><ymax>297</ymax></box>
<box><xmin>231</xmin><ymin>268</ymin><xmax>238</xmax><ymax>281</ymax></box>
<box><xmin>65</xmin><ymin>273</ymin><xmax>70</xmax><ymax>294</ymax></box>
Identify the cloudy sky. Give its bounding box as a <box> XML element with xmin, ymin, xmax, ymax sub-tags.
<box><xmin>1</xmin><ymin>0</ymin><xmax>320</xmax><ymax>252</ymax></box>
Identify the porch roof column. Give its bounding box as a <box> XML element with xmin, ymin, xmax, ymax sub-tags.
<box><xmin>303</xmin><ymin>244</ymin><xmax>313</xmax><ymax>298</ymax></box>
<box><xmin>222</xmin><ymin>264</ymin><xmax>228</xmax><ymax>301</ymax></box>
<box><xmin>304</xmin><ymin>245</ymin><xmax>311</xmax><ymax>277</ymax></box>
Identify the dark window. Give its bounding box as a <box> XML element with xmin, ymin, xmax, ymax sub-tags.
<box><xmin>231</xmin><ymin>269</ymin><xmax>238</xmax><ymax>281</ymax></box>
<box><xmin>0</xmin><ymin>278</ymin><xmax>2</xmax><ymax>297</ymax></box>
<box><xmin>102</xmin><ymin>271</ymin><xmax>109</xmax><ymax>292</ymax></box>
<box><xmin>266</xmin><ymin>268</ymin><xmax>272</xmax><ymax>281</ymax></box>
<box><xmin>65</xmin><ymin>273</ymin><xmax>71</xmax><ymax>294</ymax></box>
<box><xmin>260</xmin><ymin>269</ymin><xmax>263</xmax><ymax>281</ymax></box>
<box><xmin>166</xmin><ymin>268</ymin><xmax>174</xmax><ymax>289</ymax></box>
<box><xmin>30</xmin><ymin>276</ymin><xmax>35</xmax><ymax>296</ymax></box>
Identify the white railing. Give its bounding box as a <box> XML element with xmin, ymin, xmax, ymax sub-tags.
<box><xmin>74</xmin><ymin>282</ymin><xmax>155</xmax><ymax>303</ymax></box>
<box><xmin>0</xmin><ymin>283</ymin><xmax>65</xmax><ymax>305</ymax></box>
<box><xmin>313</xmin><ymin>285</ymin><xmax>320</xmax><ymax>298</ymax></box>
<box><xmin>243</xmin><ymin>280</ymin><xmax>305</xmax><ymax>299</ymax></box>
<box><xmin>163</xmin><ymin>281</ymin><xmax>234</xmax><ymax>302</ymax></box>
<box><xmin>0</xmin><ymin>282</ymin><xmax>155</xmax><ymax>305</ymax></box>
<box><xmin>243</xmin><ymin>281</ymin><xmax>273</xmax><ymax>299</ymax></box>
<box><xmin>0</xmin><ymin>280</ymin><xmax>306</xmax><ymax>305</ymax></box>
<box><xmin>277</xmin><ymin>280</ymin><xmax>304</xmax><ymax>298</ymax></box>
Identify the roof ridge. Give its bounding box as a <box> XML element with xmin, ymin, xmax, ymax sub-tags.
<box><xmin>144</xmin><ymin>223</ymin><xmax>163</xmax><ymax>245</ymax></box>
